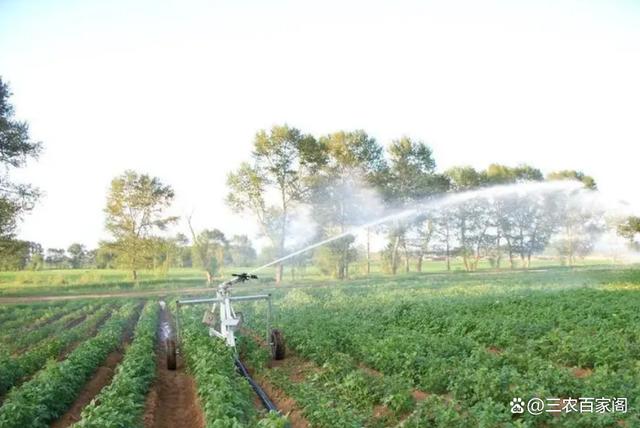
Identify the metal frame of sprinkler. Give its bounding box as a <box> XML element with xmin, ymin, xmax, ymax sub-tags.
<box><xmin>171</xmin><ymin>273</ymin><xmax>285</xmax><ymax>413</ymax></box>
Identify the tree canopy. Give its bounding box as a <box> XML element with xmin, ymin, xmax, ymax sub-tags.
<box><xmin>104</xmin><ymin>170</ymin><xmax>177</xmax><ymax>280</ymax></box>
<box><xmin>0</xmin><ymin>77</ymin><xmax>42</xmax><ymax>240</ymax></box>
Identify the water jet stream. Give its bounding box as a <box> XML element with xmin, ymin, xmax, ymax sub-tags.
<box><xmin>250</xmin><ymin>180</ymin><xmax>586</xmax><ymax>274</ymax></box>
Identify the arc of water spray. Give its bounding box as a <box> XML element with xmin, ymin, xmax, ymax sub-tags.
<box><xmin>250</xmin><ymin>208</ymin><xmax>419</xmax><ymax>273</ymax></box>
<box><xmin>249</xmin><ymin>180</ymin><xmax>586</xmax><ymax>274</ymax></box>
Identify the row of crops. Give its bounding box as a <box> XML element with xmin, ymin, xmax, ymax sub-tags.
<box><xmin>0</xmin><ymin>298</ymin><xmax>290</xmax><ymax>428</ymax></box>
<box><xmin>238</xmin><ymin>276</ymin><xmax>640</xmax><ymax>427</ymax></box>
<box><xmin>177</xmin><ymin>304</ymin><xmax>288</xmax><ymax>427</ymax></box>
<box><xmin>1</xmin><ymin>267</ymin><xmax>638</xmax><ymax>428</ymax></box>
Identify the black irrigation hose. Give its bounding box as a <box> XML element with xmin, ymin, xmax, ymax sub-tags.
<box><xmin>234</xmin><ymin>356</ymin><xmax>279</xmax><ymax>413</ymax></box>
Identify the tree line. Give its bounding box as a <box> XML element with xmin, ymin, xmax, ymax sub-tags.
<box><xmin>5</xmin><ymin>232</ymin><xmax>257</xmax><ymax>273</ymax></box>
<box><xmin>2</xmin><ymin>75</ymin><xmax>640</xmax><ymax>282</ymax></box>
<box><xmin>226</xmin><ymin>125</ymin><xmax>612</xmax><ymax>282</ymax></box>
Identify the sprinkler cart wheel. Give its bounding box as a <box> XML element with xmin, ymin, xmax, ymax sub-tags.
<box><xmin>166</xmin><ymin>338</ymin><xmax>177</xmax><ymax>370</ymax></box>
<box><xmin>270</xmin><ymin>329</ymin><xmax>286</xmax><ymax>360</ymax></box>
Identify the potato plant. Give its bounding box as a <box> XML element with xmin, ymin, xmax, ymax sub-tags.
<box><xmin>72</xmin><ymin>302</ymin><xmax>159</xmax><ymax>428</ymax></box>
<box><xmin>0</xmin><ymin>303</ymin><xmax>137</xmax><ymax>428</ymax></box>
<box><xmin>0</xmin><ymin>303</ymin><xmax>115</xmax><ymax>396</ymax></box>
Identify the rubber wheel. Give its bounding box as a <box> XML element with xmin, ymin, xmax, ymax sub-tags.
<box><xmin>270</xmin><ymin>329</ymin><xmax>285</xmax><ymax>360</ymax></box>
<box><xmin>166</xmin><ymin>338</ymin><xmax>177</xmax><ymax>370</ymax></box>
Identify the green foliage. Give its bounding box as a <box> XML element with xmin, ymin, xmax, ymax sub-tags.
<box><xmin>239</xmin><ymin>268</ymin><xmax>640</xmax><ymax>427</ymax></box>
<box><xmin>0</xmin><ymin>239</ymin><xmax>38</xmax><ymax>270</ymax></box>
<box><xmin>226</xmin><ymin>124</ymin><xmax>324</xmax><ymax>282</ymax></box>
<box><xmin>1</xmin><ymin>302</ymin><xmax>91</xmax><ymax>354</ymax></box>
<box><xmin>228</xmin><ymin>235</ymin><xmax>257</xmax><ymax>266</ymax></box>
<box><xmin>0</xmin><ymin>303</ymin><xmax>114</xmax><ymax>396</ymax></box>
<box><xmin>547</xmin><ymin>170</ymin><xmax>597</xmax><ymax>189</ymax></box>
<box><xmin>0</xmin><ymin>304</ymin><xmax>137</xmax><ymax>428</ymax></box>
<box><xmin>0</xmin><ymin>77</ymin><xmax>42</xmax><ymax>240</ymax></box>
<box><xmin>178</xmin><ymin>305</ymin><xmax>288</xmax><ymax>427</ymax></box>
<box><xmin>67</xmin><ymin>243</ymin><xmax>87</xmax><ymax>268</ymax></box>
<box><xmin>104</xmin><ymin>170</ymin><xmax>177</xmax><ymax>279</ymax></box>
<box><xmin>617</xmin><ymin>216</ymin><xmax>640</xmax><ymax>248</ymax></box>
<box><xmin>188</xmin><ymin>223</ymin><xmax>227</xmax><ymax>282</ymax></box>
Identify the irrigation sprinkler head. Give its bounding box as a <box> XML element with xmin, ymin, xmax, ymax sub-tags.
<box><xmin>231</xmin><ymin>273</ymin><xmax>259</xmax><ymax>282</ymax></box>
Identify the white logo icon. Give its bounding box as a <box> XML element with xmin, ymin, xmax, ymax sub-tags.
<box><xmin>510</xmin><ymin>397</ymin><xmax>525</xmax><ymax>414</ymax></box>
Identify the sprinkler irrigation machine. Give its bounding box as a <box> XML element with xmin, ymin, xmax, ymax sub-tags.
<box><xmin>167</xmin><ymin>273</ymin><xmax>286</xmax><ymax>412</ymax></box>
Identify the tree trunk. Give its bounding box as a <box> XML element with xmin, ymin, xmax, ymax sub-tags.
<box><xmin>417</xmin><ymin>252</ymin><xmax>423</xmax><ymax>272</ymax></box>
<box><xmin>132</xmin><ymin>269</ymin><xmax>138</xmax><ymax>281</ymax></box>
<box><xmin>343</xmin><ymin>241</ymin><xmax>349</xmax><ymax>280</ymax></box>
<box><xmin>495</xmin><ymin>233</ymin><xmax>502</xmax><ymax>269</ymax></box>
<box><xmin>402</xmin><ymin>241</ymin><xmax>410</xmax><ymax>273</ymax></box>
<box><xmin>391</xmin><ymin>235</ymin><xmax>401</xmax><ymax>275</ymax></box>
<box><xmin>366</xmin><ymin>228</ymin><xmax>371</xmax><ymax>276</ymax></box>
<box><xmin>519</xmin><ymin>229</ymin><xmax>526</xmax><ymax>268</ymax></box>
<box><xmin>506</xmin><ymin>237</ymin><xmax>514</xmax><ymax>269</ymax></box>
<box><xmin>445</xmin><ymin>226</ymin><xmax>451</xmax><ymax>271</ymax></box>
<box><xmin>205</xmin><ymin>270</ymin><xmax>213</xmax><ymax>285</ymax></box>
<box><xmin>276</xmin><ymin>263</ymin><xmax>283</xmax><ymax>284</ymax></box>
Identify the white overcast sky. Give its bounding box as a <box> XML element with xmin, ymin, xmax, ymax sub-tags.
<box><xmin>1</xmin><ymin>0</ymin><xmax>639</xmax><ymax>250</ymax></box>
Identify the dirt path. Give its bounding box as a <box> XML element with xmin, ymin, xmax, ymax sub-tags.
<box><xmin>143</xmin><ymin>309</ymin><xmax>204</xmax><ymax>428</ymax></box>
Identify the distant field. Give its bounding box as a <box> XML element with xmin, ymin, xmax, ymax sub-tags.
<box><xmin>0</xmin><ymin>257</ymin><xmax>623</xmax><ymax>298</ymax></box>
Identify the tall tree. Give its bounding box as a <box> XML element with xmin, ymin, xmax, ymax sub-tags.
<box><xmin>0</xmin><ymin>77</ymin><xmax>42</xmax><ymax>244</ymax></box>
<box><xmin>0</xmin><ymin>240</ymin><xmax>38</xmax><ymax>270</ymax></box>
<box><xmin>67</xmin><ymin>243</ymin><xmax>87</xmax><ymax>268</ymax></box>
<box><xmin>551</xmin><ymin>195</ymin><xmax>603</xmax><ymax>265</ymax></box>
<box><xmin>226</xmin><ymin>125</ymin><xmax>323</xmax><ymax>284</ymax></box>
<box><xmin>188</xmin><ymin>216</ymin><xmax>228</xmax><ymax>284</ymax></box>
<box><xmin>95</xmin><ymin>242</ymin><xmax>117</xmax><ymax>269</ymax></box>
<box><xmin>45</xmin><ymin>248</ymin><xmax>67</xmax><ymax>269</ymax></box>
<box><xmin>104</xmin><ymin>170</ymin><xmax>177</xmax><ymax>280</ymax></box>
<box><xmin>617</xmin><ymin>216</ymin><xmax>640</xmax><ymax>249</ymax></box>
<box><xmin>482</xmin><ymin>164</ymin><xmax>544</xmax><ymax>268</ymax></box>
<box><xmin>228</xmin><ymin>234</ymin><xmax>257</xmax><ymax>267</ymax></box>
<box><xmin>310</xmin><ymin>130</ymin><xmax>387</xmax><ymax>279</ymax></box>
<box><xmin>173</xmin><ymin>233</ymin><xmax>192</xmax><ymax>267</ymax></box>
<box><xmin>445</xmin><ymin>166</ymin><xmax>483</xmax><ymax>191</ymax></box>
<box><xmin>385</xmin><ymin>138</ymin><xmax>447</xmax><ymax>274</ymax></box>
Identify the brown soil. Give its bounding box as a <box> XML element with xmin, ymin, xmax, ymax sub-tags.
<box><xmin>487</xmin><ymin>346</ymin><xmax>503</xmax><ymax>355</ymax></box>
<box><xmin>571</xmin><ymin>367</ymin><xmax>593</xmax><ymax>378</ymax></box>
<box><xmin>358</xmin><ymin>363</ymin><xmax>383</xmax><ymax>377</ymax></box>
<box><xmin>253</xmin><ymin>373</ymin><xmax>309</xmax><ymax>428</ymax></box>
<box><xmin>373</xmin><ymin>404</ymin><xmax>392</xmax><ymax>419</ymax></box>
<box><xmin>143</xmin><ymin>309</ymin><xmax>205</xmax><ymax>428</ymax></box>
<box><xmin>412</xmin><ymin>390</ymin><xmax>429</xmax><ymax>401</ymax></box>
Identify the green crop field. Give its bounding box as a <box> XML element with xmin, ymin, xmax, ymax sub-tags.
<box><xmin>0</xmin><ymin>265</ymin><xmax>638</xmax><ymax>427</ymax></box>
